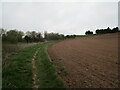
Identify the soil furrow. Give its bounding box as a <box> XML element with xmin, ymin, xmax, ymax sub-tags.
<box><xmin>48</xmin><ymin>33</ymin><xmax>119</xmax><ymax>88</ymax></box>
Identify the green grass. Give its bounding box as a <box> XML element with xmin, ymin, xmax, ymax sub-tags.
<box><xmin>35</xmin><ymin>41</ymin><xmax>67</xmax><ymax>88</ymax></box>
<box><xmin>3</xmin><ymin>40</ymin><xmax>66</xmax><ymax>88</ymax></box>
<box><xmin>3</xmin><ymin>44</ymin><xmax>40</xmax><ymax>88</ymax></box>
<box><xmin>59</xmin><ymin>64</ymin><xmax>69</xmax><ymax>76</ymax></box>
<box><xmin>76</xmin><ymin>34</ymin><xmax>98</xmax><ymax>38</ymax></box>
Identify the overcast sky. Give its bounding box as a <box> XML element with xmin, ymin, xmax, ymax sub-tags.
<box><xmin>1</xmin><ymin>1</ymin><xmax>119</xmax><ymax>35</ymax></box>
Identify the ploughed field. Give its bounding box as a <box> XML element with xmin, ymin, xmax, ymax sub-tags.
<box><xmin>48</xmin><ymin>33</ymin><xmax>119</xmax><ymax>88</ymax></box>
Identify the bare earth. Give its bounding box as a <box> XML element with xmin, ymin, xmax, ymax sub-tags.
<box><xmin>48</xmin><ymin>33</ymin><xmax>119</xmax><ymax>88</ymax></box>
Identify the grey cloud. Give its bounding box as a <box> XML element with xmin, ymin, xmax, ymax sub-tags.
<box><xmin>2</xmin><ymin>2</ymin><xmax>118</xmax><ymax>35</ymax></box>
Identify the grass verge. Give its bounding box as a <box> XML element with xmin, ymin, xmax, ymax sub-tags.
<box><xmin>3</xmin><ymin>40</ymin><xmax>66</xmax><ymax>88</ymax></box>
<box><xmin>3</xmin><ymin>44</ymin><xmax>40</xmax><ymax>88</ymax></box>
<box><xmin>2</xmin><ymin>42</ymin><xmax>37</xmax><ymax>65</ymax></box>
<box><xmin>35</xmin><ymin>41</ymin><xmax>67</xmax><ymax>88</ymax></box>
<box><xmin>76</xmin><ymin>34</ymin><xmax>98</xmax><ymax>38</ymax></box>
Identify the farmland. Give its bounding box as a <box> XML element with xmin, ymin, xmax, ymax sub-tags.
<box><xmin>1</xmin><ymin>2</ymin><xmax>119</xmax><ymax>88</ymax></box>
<box><xmin>2</xmin><ymin>33</ymin><xmax>119</xmax><ymax>88</ymax></box>
<box><xmin>48</xmin><ymin>33</ymin><xmax>119</xmax><ymax>88</ymax></box>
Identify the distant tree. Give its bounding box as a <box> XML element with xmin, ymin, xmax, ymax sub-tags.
<box><xmin>112</xmin><ymin>27</ymin><xmax>119</xmax><ymax>33</ymax></box>
<box><xmin>44</xmin><ymin>31</ymin><xmax>65</xmax><ymax>40</ymax></box>
<box><xmin>17</xmin><ymin>31</ymin><xmax>24</xmax><ymax>42</ymax></box>
<box><xmin>24</xmin><ymin>35</ymin><xmax>29</xmax><ymax>43</ymax></box>
<box><xmin>0</xmin><ymin>28</ymin><xmax>6</xmax><ymax>37</ymax></box>
<box><xmin>31</xmin><ymin>31</ymin><xmax>37</xmax><ymax>42</ymax></box>
<box><xmin>44</xmin><ymin>31</ymin><xmax>48</xmax><ymax>40</ymax></box>
<box><xmin>66</xmin><ymin>35</ymin><xmax>70</xmax><ymax>38</ymax></box>
<box><xmin>0</xmin><ymin>28</ymin><xmax>7</xmax><ymax>42</ymax></box>
<box><xmin>36</xmin><ymin>32</ymin><xmax>44</xmax><ymax>42</ymax></box>
<box><xmin>1</xmin><ymin>29</ymin><xmax>24</xmax><ymax>43</ymax></box>
<box><xmin>96</xmin><ymin>27</ymin><xmax>119</xmax><ymax>34</ymax></box>
<box><xmin>59</xmin><ymin>34</ymin><xmax>65</xmax><ymax>39</ymax></box>
<box><xmin>73</xmin><ymin>35</ymin><xmax>76</xmax><ymax>38</ymax></box>
<box><xmin>26</xmin><ymin>31</ymin><xmax>31</xmax><ymax>37</ymax></box>
<box><xmin>105</xmin><ymin>27</ymin><xmax>111</xmax><ymax>33</ymax></box>
<box><xmin>25</xmin><ymin>31</ymin><xmax>44</xmax><ymax>42</ymax></box>
<box><xmin>65</xmin><ymin>34</ymin><xmax>76</xmax><ymax>39</ymax></box>
<box><xmin>6</xmin><ymin>30</ymin><xmax>18</xmax><ymax>43</ymax></box>
<box><xmin>2</xmin><ymin>34</ymin><xmax>7</xmax><ymax>42</ymax></box>
<box><xmin>85</xmin><ymin>30</ymin><xmax>93</xmax><ymax>35</ymax></box>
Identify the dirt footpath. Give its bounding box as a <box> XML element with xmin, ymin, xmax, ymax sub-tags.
<box><xmin>48</xmin><ymin>33</ymin><xmax>119</xmax><ymax>88</ymax></box>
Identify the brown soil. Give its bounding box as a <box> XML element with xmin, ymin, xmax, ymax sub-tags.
<box><xmin>48</xmin><ymin>33</ymin><xmax>119</xmax><ymax>88</ymax></box>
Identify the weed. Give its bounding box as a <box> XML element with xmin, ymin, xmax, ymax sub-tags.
<box><xmin>60</xmin><ymin>64</ymin><xmax>69</xmax><ymax>76</ymax></box>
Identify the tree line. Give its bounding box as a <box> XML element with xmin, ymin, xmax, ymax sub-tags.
<box><xmin>1</xmin><ymin>27</ymin><xmax>118</xmax><ymax>44</ymax></box>
<box><xmin>85</xmin><ymin>27</ymin><xmax>119</xmax><ymax>35</ymax></box>
<box><xmin>96</xmin><ymin>27</ymin><xmax>119</xmax><ymax>34</ymax></box>
<box><xmin>1</xmin><ymin>29</ymin><xmax>25</xmax><ymax>43</ymax></box>
<box><xmin>85</xmin><ymin>31</ymin><xmax>93</xmax><ymax>35</ymax></box>
<box><xmin>0</xmin><ymin>29</ymin><xmax>77</xmax><ymax>44</ymax></box>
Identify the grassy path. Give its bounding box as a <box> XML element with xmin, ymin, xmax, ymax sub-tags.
<box><xmin>3</xmin><ymin>41</ymin><xmax>66</xmax><ymax>88</ymax></box>
<box><xmin>3</xmin><ymin>43</ymin><xmax>40</xmax><ymax>88</ymax></box>
<box><xmin>32</xmin><ymin>47</ymin><xmax>41</xmax><ymax>88</ymax></box>
<box><xmin>35</xmin><ymin>41</ymin><xmax>66</xmax><ymax>88</ymax></box>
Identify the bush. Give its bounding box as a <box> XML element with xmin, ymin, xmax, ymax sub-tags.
<box><xmin>1</xmin><ymin>29</ymin><xmax>24</xmax><ymax>44</ymax></box>
<box><xmin>44</xmin><ymin>32</ymin><xmax>65</xmax><ymax>40</ymax></box>
<box><xmin>65</xmin><ymin>35</ymin><xmax>76</xmax><ymax>39</ymax></box>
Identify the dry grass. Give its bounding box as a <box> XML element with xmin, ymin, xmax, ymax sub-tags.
<box><xmin>2</xmin><ymin>42</ymin><xmax>38</xmax><ymax>65</ymax></box>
